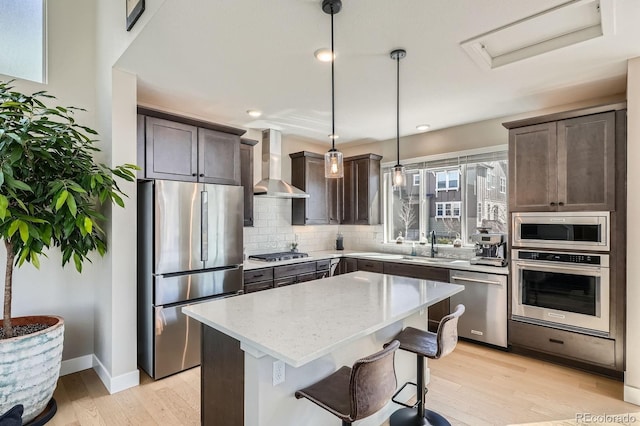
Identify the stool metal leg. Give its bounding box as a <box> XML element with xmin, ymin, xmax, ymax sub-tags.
<box><xmin>389</xmin><ymin>356</ymin><xmax>451</xmax><ymax>426</ymax></box>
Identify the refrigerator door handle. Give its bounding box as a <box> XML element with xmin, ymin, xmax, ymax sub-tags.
<box><xmin>201</xmin><ymin>190</ymin><xmax>208</xmax><ymax>261</ymax></box>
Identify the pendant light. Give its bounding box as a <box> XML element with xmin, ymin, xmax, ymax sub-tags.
<box><xmin>323</xmin><ymin>0</ymin><xmax>344</xmax><ymax>178</ymax></box>
<box><xmin>391</xmin><ymin>48</ymin><xmax>406</xmax><ymax>189</ymax></box>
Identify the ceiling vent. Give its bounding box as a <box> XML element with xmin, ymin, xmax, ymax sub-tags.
<box><xmin>460</xmin><ymin>0</ymin><xmax>615</xmax><ymax>70</ymax></box>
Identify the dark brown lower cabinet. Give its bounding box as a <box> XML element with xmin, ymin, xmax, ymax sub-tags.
<box><xmin>357</xmin><ymin>259</ymin><xmax>384</xmax><ymax>273</ymax></box>
<box><xmin>509</xmin><ymin>319</ymin><xmax>621</xmax><ymax>378</ymax></box>
<box><xmin>338</xmin><ymin>258</ymin><xmax>358</xmax><ymax>275</ymax></box>
<box><xmin>244</xmin><ymin>260</ymin><xmax>331</xmax><ymax>293</ymax></box>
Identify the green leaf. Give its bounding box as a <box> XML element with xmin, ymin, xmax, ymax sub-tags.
<box><xmin>84</xmin><ymin>217</ymin><xmax>93</xmax><ymax>234</ymax></box>
<box><xmin>5</xmin><ymin>176</ymin><xmax>31</xmax><ymax>192</ymax></box>
<box><xmin>7</xmin><ymin>219</ymin><xmax>20</xmax><ymax>238</ymax></box>
<box><xmin>73</xmin><ymin>252</ymin><xmax>82</xmax><ymax>273</ymax></box>
<box><xmin>55</xmin><ymin>190</ymin><xmax>69</xmax><ymax>211</ymax></box>
<box><xmin>31</xmin><ymin>252</ymin><xmax>40</xmax><ymax>269</ymax></box>
<box><xmin>66</xmin><ymin>193</ymin><xmax>77</xmax><ymax>217</ymax></box>
<box><xmin>0</xmin><ymin>170</ymin><xmax>4</xmax><ymax>188</ymax></box>
<box><xmin>18</xmin><ymin>247</ymin><xmax>29</xmax><ymax>267</ymax></box>
<box><xmin>111</xmin><ymin>192</ymin><xmax>125</xmax><ymax>208</ymax></box>
<box><xmin>0</xmin><ymin>194</ymin><xmax>8</xmax><ymax>220</ymax></box>
<box><xmin>18</xmin><ymin>220</ymin><xmax>28</xmax><ymax>243</ymax></box>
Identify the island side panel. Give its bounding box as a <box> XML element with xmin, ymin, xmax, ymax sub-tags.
<box><xmin>243</xmin><ymin>310</ymin><xmax>428</xmax><ymax>426</ymax></box>
<box><xmin>202</xmin><ymin>324</ymin><xmax>244</xmax><ymax>426</ymax></box>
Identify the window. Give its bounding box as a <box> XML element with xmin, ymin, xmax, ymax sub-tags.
<box><xmin>435</xmin><ymin>202</ymin><xmax>461</xmax><ymax>219</ymax></box>
<box><xmin>487</xmin><ymin>171</ymin><xmax>494</xmax><ymax>189</ymax></box>
<box><xmin>0</xmin><ymin>0</ymin><xmax>47</xmax><ymax>83</ymax></box>
<box><xmin>436</xmin><ymin>169</ymin><xmax>459</xmax><ymax>191</ymax></box>
<box><xmin>384</xmin><ymin>149</ymin><xmax>507</xmax><ymax>244</ymax></box>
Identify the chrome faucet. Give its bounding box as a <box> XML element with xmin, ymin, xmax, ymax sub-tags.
<box><xmin>430</xmin><ymin>230</ymin><xmax>438</xmax><ymax>258</ymax></box>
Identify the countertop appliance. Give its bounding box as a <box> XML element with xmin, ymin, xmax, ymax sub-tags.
<box><xmin>470</xmin><ymin>232</ymin><xmax>507</xmax><ymax>267</ymax></box>
<box><xmin>137</xmin><ymin>180</ymin><xmax>244</xmax><ymax>379</ymax></box>
<box><xmin>449</xmin><ymin>270</ymin><xmax>508</xmax><ymax>348</ymax></box>
<box><xmin>511</xmin><ymin>248</ymin><xmax>610</xmax><ymax>335</ymax></box>
<box><xmin>248</xmin><ymin>251</ymin><xmax>309</xmax><ymax>262</ymax></box>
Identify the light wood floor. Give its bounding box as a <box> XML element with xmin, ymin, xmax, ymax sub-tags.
<box><xmin>49</xmin><ymin>341</ymin><xmax>638</xmax><ymax>426</ymax></box>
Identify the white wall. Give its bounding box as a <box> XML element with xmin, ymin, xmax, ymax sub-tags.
<box><xmin>0</xmin><ymin>0</ymin><xmax>98</xmax><ymax>362</ymax></box>
<box><xmin>92</xmin><ymin>0</ymin><xmax>167</xmax><ymax>392</ymax></box>
<box><xmin>625</xmin><ymin>57</ymin><xmax>640</xmax><ymax>405</ymax></box>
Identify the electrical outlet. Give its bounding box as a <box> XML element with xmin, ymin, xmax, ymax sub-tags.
<box><xmin>273</xmin><ymin>360</ymin><xmax>285</xmax><ymax>386</ymax></box>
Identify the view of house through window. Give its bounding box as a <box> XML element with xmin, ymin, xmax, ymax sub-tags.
<box><xmin>384</xmin><ymin>149</ymin><xmax>507</xmax><ymax>245</ymax></box>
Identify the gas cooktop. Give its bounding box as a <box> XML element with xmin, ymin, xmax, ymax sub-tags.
<box><xmin>248</xmin><ymin>252</ymin><xmax>309</xmax><ymax>262</ymax></box>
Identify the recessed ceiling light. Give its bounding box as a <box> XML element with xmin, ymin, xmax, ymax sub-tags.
<box><xmin>246</xmin><ymin>109</ymin><xmax>262</xmax><ymax>118</ymax></box>
<box><xmin>314</xmin><ymin>48</ymin><xmax>335</xmax><ymax>62</ymax></box>
<box><xmin>416</xmin><ymin>124</ymin><xmax>431</xmax><ymax>131</ymax></box>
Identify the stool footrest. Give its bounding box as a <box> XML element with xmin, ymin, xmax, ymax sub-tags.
<box><xmin>391</xmin><ymin>381</ymin><xmax>420</xmax><ymax>409</ymax></box>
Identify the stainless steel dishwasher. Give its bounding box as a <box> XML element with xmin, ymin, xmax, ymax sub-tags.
<box><xmin>449</xmin><ymin>270</ymin><xmax>508</xmax><ymax>348</ymax></box>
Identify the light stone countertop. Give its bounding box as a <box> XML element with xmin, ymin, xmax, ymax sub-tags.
<box><xmin>244</xmin><ymin>249</ymin><xmax>509</xmax><ymax>275</ymax></box>
<box><xmin>183</xmin><ymin>271</ymin><xmax>464</xmax><ymax>367</ymax></box>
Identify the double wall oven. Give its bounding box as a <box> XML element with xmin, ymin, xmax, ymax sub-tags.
<box><xmin>511</xmin><ymin>212</ymin><xmax>610</xmax><ymax>336</ymax></box>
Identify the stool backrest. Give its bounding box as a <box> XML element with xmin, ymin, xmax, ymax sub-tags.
<box><xmin>435</xmin><ymin>304</ymin><xmax>466</xmax><ymax>359</ymax></box>
<box><xmin>349</xmin><ymin>340</ymin><xmax>400</xmax><ymax>421</ymax></box>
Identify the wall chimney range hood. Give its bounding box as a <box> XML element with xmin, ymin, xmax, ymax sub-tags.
<box><xmin>254</xmin><ymin>129</ymin><xmax>309</xmax><ymax>198</ymax></box>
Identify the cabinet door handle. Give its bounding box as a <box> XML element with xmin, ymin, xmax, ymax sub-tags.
<box><xmin>558</xmin><ymin>202</ymin><xmax>565</xmax><ymax>206</ymax></box>
<box><xmin>550</xmin><ymin>202</ymin><xmax>556</xmax><ymax>206</ymax></box>
<box><xmin>549</xmin><ymin>338</ymin><xmax>564</xmax><ymax>345</ymax></box>
<box><xmin>254</xmin><ymin>273</ymin><xmax>264</xmax><ymax>278</ymax></box>
<box><xmin>199</xmin><ymin>173</ymin><xmax>205</xmax><ymax>177</ymax></box>
<box><xmin>192</xmin><ymin>173</ymin><xmax>197</xmax><ymax>177</ymax></box>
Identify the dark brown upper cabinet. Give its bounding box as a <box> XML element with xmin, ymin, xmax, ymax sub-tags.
<box><xmin>240</xmin><ymin>138</ymin><xmax>258</xmax><ymax>227</ymax></box>
<box><xmin>505</xmin><ymin>107</ymin><xmax>620</xmax><ymax>212</ymax></box>
<box><xmin>144</xmin><ymin>117</ymin><xmax>198</xmax><ymax>182</ymax></box>
<box><xmin>198</xmin><ymin>128</ymin><xmax>241</xmax><ymax>185</ymax></box>
<box><xmin>290</xmin><ymin>151</ymin><xmax>381</xmax><ymax>226</ymax></box>
<box><xmin>342</xmin><ymin>154</ymin><xmax>382</xmax><ymax>225</ymax></box>
<box><xmin>137</xmin><ymin>108</ymin><xmax>245</xmax><ymax>185</ymax></box>
<box><xmin>290</xmin><ymin>151</ymin><xmax>332</xmax><ymax>225</ymax></box>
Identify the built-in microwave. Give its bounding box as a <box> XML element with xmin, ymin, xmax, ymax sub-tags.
<box><xmin>512</xmin><ymin>211</ymin><xmax>610</xmax><ymax>251</ymax></box>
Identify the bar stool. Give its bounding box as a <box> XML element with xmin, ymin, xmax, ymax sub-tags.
<box><xmin>295</xmin><ymin>340</ymin><xmax>400</xmax><ymax>426</ymax></box>
<box><xmin>387</xmin><ymin>304</ymin><xmax>465</xmax><ymax>426</ymax></box>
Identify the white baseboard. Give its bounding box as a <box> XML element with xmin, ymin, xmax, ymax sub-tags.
<box><xmin>624</xmin><ymin>382</ymin><xmax>640</xmax><ymax>406</ymax></box>
<box><xmin>92</xmin><ymin>355</ymin><xmax>140</xmax><ymax>394</ymax></box>
<box><xmin>60</xmin><ymin>354</ymin><xmax>94</xmax><ymax>377</ymax></box>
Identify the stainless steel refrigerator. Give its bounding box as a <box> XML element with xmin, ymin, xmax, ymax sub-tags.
<box><xmin>137</xmin><ymin>180</ymin><xmax>243</xmax><ymax>379</ymax></box>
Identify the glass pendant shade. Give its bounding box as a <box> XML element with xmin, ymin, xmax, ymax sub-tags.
<box><xmin>392</xmin><ymin>164</ymin><xmax>406</xmax><ymax>189</ymax></box>
<box><xmin>325</xmin><ymin>150</ymin><xmax>344</xmax><ymax>178</ymax></box>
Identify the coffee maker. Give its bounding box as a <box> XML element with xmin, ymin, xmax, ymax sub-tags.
<box><xmin>470</xmin><ymin>232</ymin><xmax>507</xmax><ymax>267</ymax></box>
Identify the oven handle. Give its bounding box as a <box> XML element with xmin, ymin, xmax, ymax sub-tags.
<box><xmin>450</xmin><ymin>276</ymin><xmax>503</xmax><ymax>286</ymax></box>
<box><xmin>514</xmin><ymin>261</ymin><xmax>605</xmax><ymax>273</ymax></box>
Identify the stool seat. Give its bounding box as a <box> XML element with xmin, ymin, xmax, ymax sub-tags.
<box><xmin>295</xmin><ymin>366</ymin><xmax>352</xmax><ymax>421</ymax></box>
<box><xmin>295</xmin><ymin>340</ymin><xmax>400</xmax><ymax>425</ymax></box>
<box><xmin>391</xmin><ymin>327</ymin><xmax>438</xmax><ymax>359</ymax></box>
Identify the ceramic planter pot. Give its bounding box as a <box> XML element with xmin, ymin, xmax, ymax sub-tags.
<box><xmin>0</xmin><ymin>316</ymin><xmax>64</xmax><ymax>423</ymax></box>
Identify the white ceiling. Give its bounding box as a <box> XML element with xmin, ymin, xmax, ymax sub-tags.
<box><xmin>116</xmin><ymin>0</ymin><xmax>640</xmax><ymax>144</ymax></box>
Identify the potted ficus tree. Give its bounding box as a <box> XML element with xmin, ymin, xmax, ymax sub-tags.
<box><xmin>0</xmin><ymin>80</ymin><xmax>137</xmax><ymax>422</ymax></box>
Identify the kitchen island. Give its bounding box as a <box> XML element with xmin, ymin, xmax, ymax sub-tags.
<box><xmin>183</xmin><ymin>271</ymin><xmax>464</xmax><ymax>426</ymax></box>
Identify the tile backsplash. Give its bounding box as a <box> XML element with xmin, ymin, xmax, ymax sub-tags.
<box><xmin>243</xmin><ymin>197</ymin><xmax>474</xmax><ymax>259</ymax></box>
<box><xmin>243</xmin><ymin>198</ymin><xmax>384</xmax><ymax>255</ymax></box>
